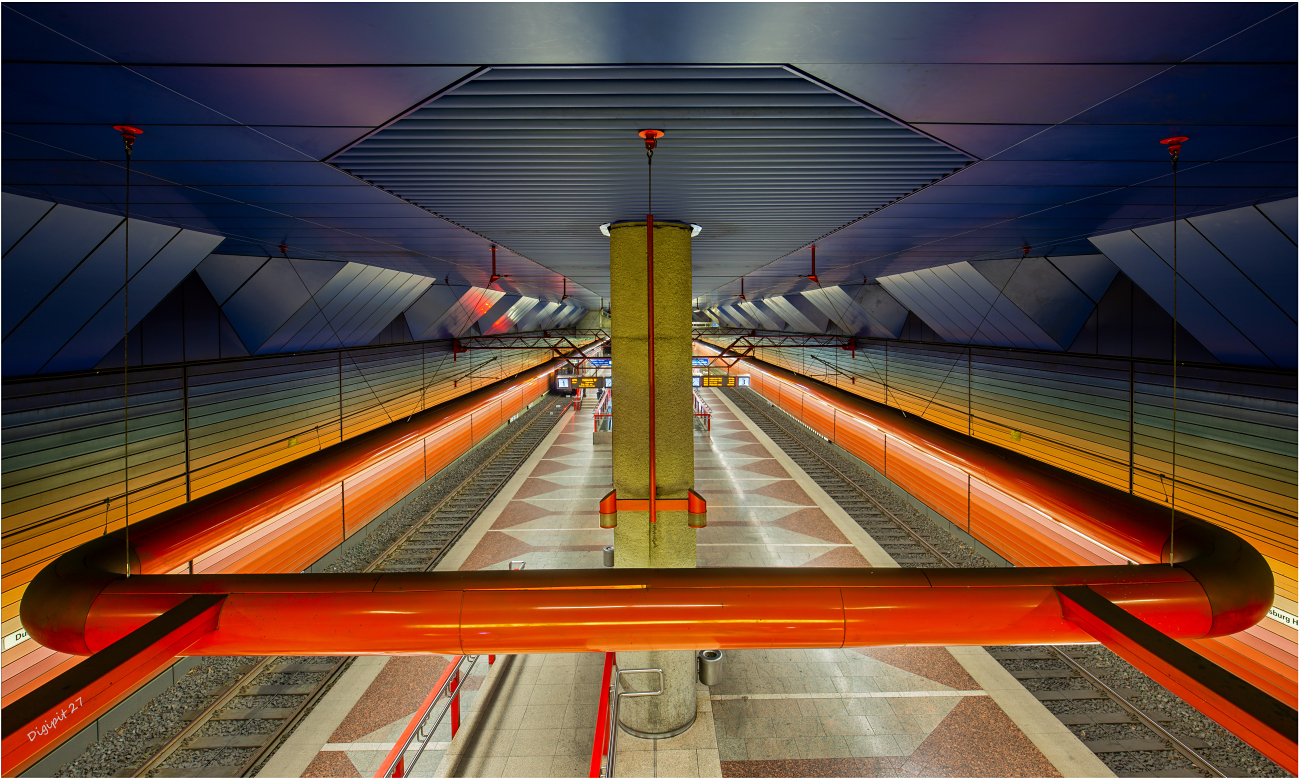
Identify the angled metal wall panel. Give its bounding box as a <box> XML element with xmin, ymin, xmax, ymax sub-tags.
<box><xmin>486</xmin><ymin>293</ymin><xmax>540</xmax><ymax>332</ymax></box>
<box><xmin>763</xmin><ymin>295</ymin><xmax>825</xmax><ymax>333</ymax></box>
<box><xmin>37</xmin><ymin>230</ymin><xmax>224</xmax><ymax>376</ymax></box>
<box><xmin>721</xmin><ymin>305</ymin><xmax>756</xmax><ymax>329</ymax></box>
<box><xmin>1047</xmin><ymin>254</ymin><xmax>1120</xmax><ymax>304</ymax></box>
<box><xmin>1256</xmin><ymin>199</ymin><xmax>1297</xmax><ymax>244</ymax></box>
<box><xmin>474</xmin><ymin>293</ymin><xmax>520</xmax><ymax>336</ymax></box>
<box><xmin>1090</xmin><ymin>230</ymin><xmax>1274</xmax><ymax>367</ymax></box>
<box><xmin>738</xmin><ymin>301</ymin><xmax>779</xmax><ymax>331</ymax></box>
<box><xmin>517</xmin><ymin>300</ymin><xmax>560</xmax><ymax>332</ymax></box>
<box><xmin>416</xmin><ymin>287</ymin><xmax>504</xmax><ymax>340</ymax></box>
<box><xmin>196</xmin><ymin>253</ymin><xmax>272</xmax><ymax>306</ymax></box>
<box><xmin>1135</xmin><ymin>221</ymin><xmax>1293</xmax><ymax>367</ymax></box>
<box><xmin>1187</xmin><ymin>201</ymin><xmax>1297</xmax><ymax>321</ymax></box>
<box><xmin>879</xmin><ymin>263</ymin><xmax>1062</xmax><ymax>350</ymax></box>
<box><xmin>989</xmin><ymin>257</ymin><xmax>1098</xmax><ymax>348</ymax></box>
<box><xmin>3</xmin><ymin>218</ymin><xmax>179</xmax><ymax>376</ymax></box>
<box><xmin>750</xmin><ymin>300</ymin><xmax>788</xmax><ymax>331</ymax></box>
<box><xmin>255</xmin><ymin>263</ymin><xmax>433</xmax><ymax>353</ymax></box>
<box><xmin>221</xmin><ymin>258</ymin><xmax>317</xmax><ymax>353</ymax></box>
<box><xmin>801</xmin><ymin>285</ymin><xmax>905</xmax><ymax>339</ymax></box>
<box><xmin>1</xmin><ymin>193</ymin><xmax>55</xmax><ymax>255</ymax></box>
<box><xmin>2</xmin><ymin>204</ymin><xmax>124</xmax><ymax>340</ymax></box>
<box><xmin>854</xmin><ymin>284</ymin><xmax>909</xmax><ymax>338</ymax></box>
<box><xmin>481</xmin><ymin>295</ymin><xmax>534</xmax><ymax>335</ymax></box>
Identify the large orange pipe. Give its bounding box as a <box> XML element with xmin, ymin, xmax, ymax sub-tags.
<box><xmin>21</xmin><ymin>513</ymin><xmax>1265</xmax><ymax>658</ymax></box>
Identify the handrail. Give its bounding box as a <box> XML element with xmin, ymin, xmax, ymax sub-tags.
<box><xmin>588</xmin><ymin>652</ymin><xmax>615</xmax><ymax>778</ymax></box>
<box><xmin>605</xmin><ymin>667</ymin><xmax>663</xmax><ymax>778</ymax></box>
<box><xmin>692</xmin><ymin>390</ymin><xmax>711</xmax><ymax>431</ymax></box>
<box><xmin>594</xmin><ymin>390</ymin><xmax>613</xmax><ymax>432</ymax></box>
<box><xmin>374</xmin><ymin>654</ymin><xmax>482</xmax><ymax>778</ymax></box>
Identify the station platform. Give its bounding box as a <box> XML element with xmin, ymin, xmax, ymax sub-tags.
<box><xmin>261</xmin><ymin>391</ymin><xmax>1110</xmax><ymax>778</ymax></box>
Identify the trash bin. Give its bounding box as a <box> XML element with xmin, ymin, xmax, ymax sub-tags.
<box><xmin>603</xmin><ymin>546</ymin><xmax>615</xmax><ymax>567</ymax></box>
<box><xmin>698</xmin><ymin>649</ymin><xmax>723</xmax><ymax>686</ymax></box>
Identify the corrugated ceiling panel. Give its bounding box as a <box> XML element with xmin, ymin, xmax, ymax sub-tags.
<box><xmin>0</xmin><ymin>193</ymin><xmax>55</xmax><ymax>255</ymax></box>
<box><xmin>331</xmin><ymin>66</ymin><xmax>972</xmax><ymax>303</ymax></box>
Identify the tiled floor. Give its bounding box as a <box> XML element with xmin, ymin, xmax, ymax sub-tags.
<box><xmin>269</xmin><ymin>391</ymin><xmax>1106</xmax><ymax>778</ymax></box>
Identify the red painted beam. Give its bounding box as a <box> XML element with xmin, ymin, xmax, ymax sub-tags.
<box><xmin>1</xmin><ymin>595</ymin><xmax>224</xmax><ymax>776</ymax></box>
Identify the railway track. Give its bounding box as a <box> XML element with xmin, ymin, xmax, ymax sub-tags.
<box><xmin>128</xmin><ymin>396</ymin><xmax>572</xmax><ymax>777</ymax></box>
<box><xmin>726</xmin><ymin>388</ymin><xmax>1238</xmax><ymax>779</ymax></box>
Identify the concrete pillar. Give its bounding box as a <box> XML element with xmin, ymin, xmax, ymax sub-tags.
<box><xmin>609</xmin><ymin>220</ymin><xmax>698</xmax><ymax>738</ymax></box>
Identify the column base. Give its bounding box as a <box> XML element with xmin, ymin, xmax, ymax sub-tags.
<box><xmin>618</xmin><ymin>712</ymin><xmax>697</xmax><ymax>740</ymax></box>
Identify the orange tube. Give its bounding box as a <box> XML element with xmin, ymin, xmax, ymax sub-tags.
<box><xmin>25</xmin><ymin>547</ymin><xmax>1245</xmax><ymax>658</ymax></box>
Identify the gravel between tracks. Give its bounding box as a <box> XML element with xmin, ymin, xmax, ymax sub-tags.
<box><xmin>53</xmin><ymin>397</ymin><xmax>564</xmax><ymax>778</ymax></box>
<box><xmin>729</xmin><ymin>388</ymin><xmax>1290</xmax><ymax>779</ymax></box>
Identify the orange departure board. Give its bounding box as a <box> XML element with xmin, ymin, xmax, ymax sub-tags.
<box><xmin>696</xmin><ymin>376</ymin><xmax>750</xmax><ymax>387</ymax></box>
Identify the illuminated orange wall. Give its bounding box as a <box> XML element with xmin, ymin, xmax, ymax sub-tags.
<box><xmin>1</xmin><ymin>342</ymin><xmax>574</xmax><ymax>708</ymax></box>
<box><xmin>723</xmin><ymin>351</ymin><xmax>1296</xmax><ymax>711</ymax></box>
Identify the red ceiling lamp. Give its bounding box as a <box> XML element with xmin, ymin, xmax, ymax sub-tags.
<box><xmin>488</xmin><ymin>245</ymin><xmax>501</xmax><ymax>286</ymax></box>
<box><xmin>739</xmin><ymin>277</ymin><xmax>745</xmax><ymax>301</ymax></box>
<box><xmin>561</xmin><ymin>277</ymin><xmax>569</xmax><ymax>301</ymax></box>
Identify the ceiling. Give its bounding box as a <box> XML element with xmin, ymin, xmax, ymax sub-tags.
<box><xmin>2</xmin><ymin>3</ymin><xmax>1294</xmax><ymax>310</ymax></box>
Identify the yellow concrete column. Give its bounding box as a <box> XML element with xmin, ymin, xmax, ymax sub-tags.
<box><xmin>608</xmin><ymin>219</ymin><xmax>698</xmax><ymax>738</ymax></box>
<box><xmin>609</xmin><ymin>220</ymin><xmax>695</xmax><ymax>567</ymax></box>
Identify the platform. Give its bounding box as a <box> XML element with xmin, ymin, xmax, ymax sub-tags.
<box><xmin>262</xmin><ymin>392</ymin><xmax>1110</xmax><ymax>778</ymax></box>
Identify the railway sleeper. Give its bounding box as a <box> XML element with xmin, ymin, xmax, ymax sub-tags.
<box><xmin>1058</xmin><ymin>711</ymin><xmax>1174</xmax><ymax>725</ymax></box>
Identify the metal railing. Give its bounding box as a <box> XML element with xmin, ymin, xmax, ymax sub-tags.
<box><xmin>594</xmin><ymin>390</ymin><xmax>613</xmax><ymax>432</ymax></box>
<box><xmin>589</xmin><ymin>652</ymin><xmax>664</xmax><ymax>778</ymax></box>
<box><xmin>693</xmin><ymin>390</ymin><xmax>711</xmax><ymax>432</ymax></box>
<box><xmin>374</xmin><ymin>653</ymin><xmax>493</xmax><ymax>778</ymax></box>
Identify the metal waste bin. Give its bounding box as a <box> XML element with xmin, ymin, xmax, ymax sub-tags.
<box><xmin>698</xmin><ymin>649</ymin><xmax>723</xmax><ymax>686</ymax></box>
<box><xmin>603</xmin><ymin>546</ymin><xmax>615</xmax><ymax>567</ymax></box>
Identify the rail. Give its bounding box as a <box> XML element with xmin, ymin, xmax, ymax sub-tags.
<box><xmin>692</xmin><ymin>390</ymin><xmax>711</xmax><ymax>432</ymax></box>
<box><xmin>594</xmin><ymin>390</ymin><xmax>613</xmax><ymax>432</ymax></box>
<box><xmin>375</xmin><ymin>653</ymin><xmax>492</xmax><ymax>778</ymax></box>
<box><xmin>589</xmin><ymin>653</ymin><xmax>663</xmax><ymax>778</ymax></box>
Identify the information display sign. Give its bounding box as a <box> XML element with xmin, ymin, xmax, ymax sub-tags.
<box><xmin>694</xmin><ymin>375</ymin><xmax>750</xmax><ymax>387</ymax></box>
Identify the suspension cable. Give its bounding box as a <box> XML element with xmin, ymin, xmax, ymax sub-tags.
<box><xmin>113</xmin><ymin>125</ymin><xmax>142</xmax><ymax>575</ymax></box>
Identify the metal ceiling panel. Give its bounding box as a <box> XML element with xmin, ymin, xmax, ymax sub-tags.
<box><xmin>331</xmin><ymin>66</ymin><xmax>973</xmax><ymax>302</ymax></box>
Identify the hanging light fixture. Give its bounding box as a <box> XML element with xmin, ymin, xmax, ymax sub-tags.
<box><xmin>489</xmin><ymin>244</ymin><xmax>500</xmax><ymax>285</ymax></box>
